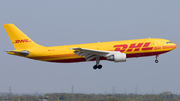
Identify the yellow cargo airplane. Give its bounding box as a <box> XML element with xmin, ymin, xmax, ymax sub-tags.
<box><xmin>3</xmin><ymin>24</ymin><xmax>177</xmax><ymax>69</ymax></box>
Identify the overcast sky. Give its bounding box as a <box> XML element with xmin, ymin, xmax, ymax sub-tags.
<box><xmin>0</xmin><ymin>0</ymin><xmax>180</xmax><ymax>94</ymax></box>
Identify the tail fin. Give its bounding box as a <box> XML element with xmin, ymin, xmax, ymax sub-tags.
<box><xmin>3</xmin><ymin>24</ymin><xmax>42</xmax><ymax>50</ymax></box>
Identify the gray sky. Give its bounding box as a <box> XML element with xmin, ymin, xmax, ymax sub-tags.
<box><xmin>0</xmin><ymin>0</ymin><xmax>180</xmax><ymax>94</ymax></box>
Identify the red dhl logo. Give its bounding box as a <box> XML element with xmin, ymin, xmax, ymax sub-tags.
<box><xmin>13</xmin><ymin>39</ymin><xmax>32</xmax><ymax>43</ymax></box>
<box><xmin>114</xmin><ymin>42</ymin><xmax>153</xmax><ymax>52</ymax></box>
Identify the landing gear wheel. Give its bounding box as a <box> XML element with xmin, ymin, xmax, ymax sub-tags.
<box><xmin>98</xmin><ymin>65</ymin><xmax>102</xmax><ymax>69</ymax></box>
<box><xmin>155</xmin><ymin>55</ymin><xmax>159</xmax><ymax>63</ymax></box>
<box><xmin>93</xmin><ymin>65</ymin><xmax>102</xmax><ymax>70</ymax></box>
<box><xmin>155</xmin><ymin>60</ymin><xmax>158</xmax><ymax>63</ymax></box>
<box><xmin>93</xmin><ymin>65</ymin><xmax>97</xmax><ymax>70</ymax></box>
<box><xmin>93</xmin><ymin>56</ymin><xmax>103</xmax><ymax>70</ymax></box>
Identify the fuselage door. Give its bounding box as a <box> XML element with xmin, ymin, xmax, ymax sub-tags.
<box><xmin>154</xmin><ymin>40</ymin><xmax>161</xmax><ymax>50</ymax></box>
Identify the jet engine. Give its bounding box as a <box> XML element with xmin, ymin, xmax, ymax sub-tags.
<box><xmin>107</xmin><ymin>53</ymin><xmax>126</xmax><ymax>62</ymax></box>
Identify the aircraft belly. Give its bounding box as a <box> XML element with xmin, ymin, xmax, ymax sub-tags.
<box><xmin>45</xmin><ymin>50</ymin><xmax>170</xmax><ymax>63</ymax></box>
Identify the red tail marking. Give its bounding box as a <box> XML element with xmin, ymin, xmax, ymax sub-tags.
<box><xmin>13</xmin><ymin>39</ymin><xmax>32</xmax><ymax>43</ymax></box>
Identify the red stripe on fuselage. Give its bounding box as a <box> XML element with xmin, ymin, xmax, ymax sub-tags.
<box><xmin>48</xmin><ymin>50</ymin><xmax>170</xmax><ymax>63</ymax></box>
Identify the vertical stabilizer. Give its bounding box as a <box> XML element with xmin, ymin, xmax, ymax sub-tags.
<box><xmin>3</xmin><ymin>24</ymin><xmax>42</xmax><ymax>50</ymax></box>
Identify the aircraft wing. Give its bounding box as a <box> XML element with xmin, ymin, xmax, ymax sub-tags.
<box><xmin>72</xmin><ymin>48</ymin><xmax>120</xmax><ymax>61</ymax></box>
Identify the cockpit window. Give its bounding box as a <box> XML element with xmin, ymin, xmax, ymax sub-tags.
<box><xmin>166</xmin><ymin>42</ymin><xmax>172</xmax><ymax>44</ymax></box>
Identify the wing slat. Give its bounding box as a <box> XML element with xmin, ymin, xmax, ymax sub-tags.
<box><xmin>72</xmin><ymin>47</ymin><xmax>121</xmax><ymax>61</ymax></box>
<box><xmin>86</xmin><ymin>55</ymin><xmax>96</xmax><ymax>61</ymax></box>
<box><xmin>75</xmin><ymin>51</ymin><xmax>82</xmax><ymax>55</ymax></box>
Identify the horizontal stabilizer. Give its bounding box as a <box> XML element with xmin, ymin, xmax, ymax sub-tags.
<box><xmin>6</xmin><ymin>50</ymin><xmax>29</xmax><ymax>56</ymax></box>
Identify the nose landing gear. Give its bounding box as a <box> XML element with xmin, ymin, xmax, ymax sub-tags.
<box><xmin>155</xmin><ymin>60</ymin><xmax>158</xmax><ymax>63</ymax></box>
<box><xmin>155</xmin><ymin>55</ymin><xmax>159</xmax><ymax>63</ymax></box>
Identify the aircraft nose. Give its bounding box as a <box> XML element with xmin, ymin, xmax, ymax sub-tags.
<box><xmin>174</xmin><ymin>44</ymin><xmax>177</xmax><ymax>48</ymax></box>
<box><xmin>172</xmin><ymin>43</ymin><xmax>177</xmax><ymax>49</ymax></box>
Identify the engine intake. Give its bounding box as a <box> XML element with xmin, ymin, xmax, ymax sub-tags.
<box><xmin>107</xmin><ymin>53</ymin><xmax>126</xmax><ymax>62</ymax></box>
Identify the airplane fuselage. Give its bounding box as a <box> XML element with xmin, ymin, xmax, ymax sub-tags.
<box><xmin>21</xmin><ymin>38</ymin><xmax>176</xmax><ymax>63</ymax></box>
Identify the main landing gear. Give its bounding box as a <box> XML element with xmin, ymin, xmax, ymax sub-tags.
<box><xmin>93</xmin><ymin>56</ymin><xmax>102</xmax><ymax>70</ymax></box>
<box><xmin>93</xmin><ymin>64</ymin><xmax>102</xmax><ymax>70</ymax></box>
<box><xmin>155</xmin><ymin>55</ymin><xmax>159</xmax><ymax>63</ymax></box>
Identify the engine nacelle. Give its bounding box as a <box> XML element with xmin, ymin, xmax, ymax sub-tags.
<box><xmin>107</xmin><ymin>53</ymin><xmax>126</xmax><ymax>62</ymax></box>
